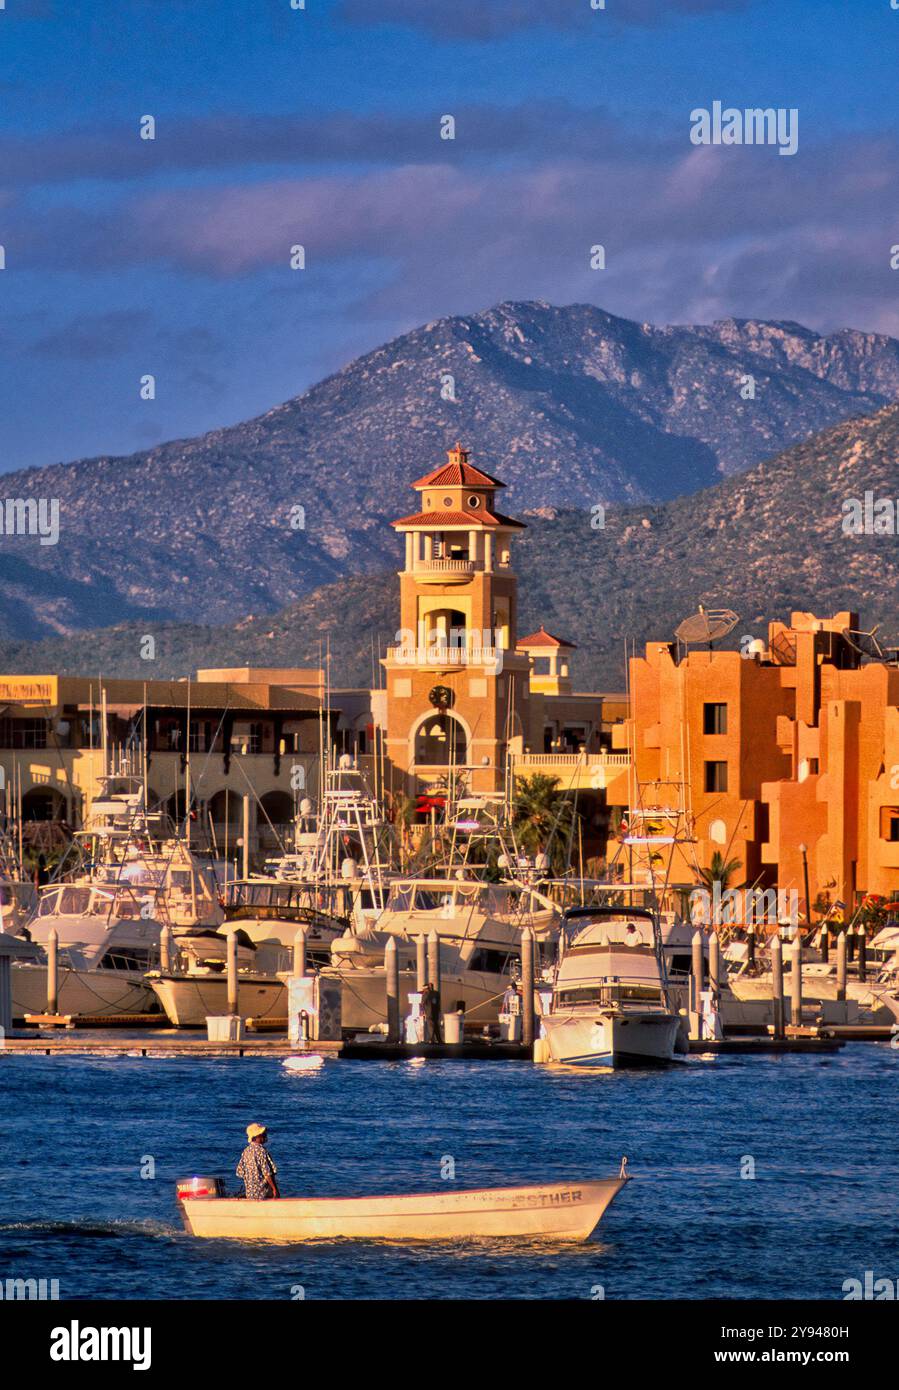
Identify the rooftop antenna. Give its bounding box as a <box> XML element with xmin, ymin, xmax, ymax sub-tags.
<box><xmin>841</xmin><ymin>625</ymin><xmax>899</xmax><ymax>667</ymax></box>
<box><xmin>673</xmin><ymin>605</ymin><xmax>739</xmax><ymax>663</ymax></box>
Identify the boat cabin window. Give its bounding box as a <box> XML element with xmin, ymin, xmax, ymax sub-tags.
<box><xmin>468</xmin><ymin>948</ymin><xmax>518</xmax><ymax>975</ymax></box>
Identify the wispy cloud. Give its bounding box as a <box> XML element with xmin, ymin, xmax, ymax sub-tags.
<box><xmin>338</xmin><ymin>0</ymin><xmax>750</xmax><ymax>39</ymax></box>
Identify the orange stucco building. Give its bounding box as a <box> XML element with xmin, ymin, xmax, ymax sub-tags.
<box><xmin>611</xmin><ymin>610</ymin><xmax>899</xmax><ymax>912</ymax></box>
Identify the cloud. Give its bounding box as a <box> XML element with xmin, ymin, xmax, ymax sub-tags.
<box><xmin>338</xmin><ymin>0</ymin><xmax>750</xmax><ymax>39</ymax></box>
<box><xmin>6</xmin><ymin>126</ymin><xmax>899</xmax><ymax>338</ymax></box>
<box><xmin>30</xmin><ymin>310</ymin><xmax>152</xmax><ymax>359</ymax></box>
<box><xmin>0</xmin><ymin>104</ymin><xmax>639</xmax><ymax>188</ymax></box>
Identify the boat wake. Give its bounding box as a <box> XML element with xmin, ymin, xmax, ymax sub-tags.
<box><xmin>0</xmin><ymin>1217</ymin><xmax>180</xmax><ymax>1241</ymax></box>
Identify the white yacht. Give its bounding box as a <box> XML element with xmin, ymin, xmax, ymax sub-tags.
<box><xmin>146</xmin><ymin>929</ymin><xmax>287</xmax><ymax>1026</ymax></box>
<box><xmin>324</xmin><ymin>876</ymin><xmax>560</xmax><ymax>1034</ymax></box>
<box><xmin>541</xmin><ymin>905</ymin><xmax>680</xmax><ymax>1066</ymax></box>
<box><xmin>9</xmin><ymin>880</ymin><xmax>162</xmax><ymax>1020</ymax></box>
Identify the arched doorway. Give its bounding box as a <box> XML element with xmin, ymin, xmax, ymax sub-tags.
<box><xmin>259</xmin><ymin>790</ymin><xmax>295</xmax><ymax>850</ymax></box>
<box><xmin>22</xmin><ymin>788</ymin><xmax>65</xmax><ymax>821</ymax></box>
<box><xmin>414</xmin><ymin>712</ymin><xmax>468</xmax><ymax>767</ymax></box>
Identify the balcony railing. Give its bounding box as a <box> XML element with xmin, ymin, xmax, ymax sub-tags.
<box><xmin>388</xmin><ymin>644</ymin><xmax>501</xmax><ymax>668</ymax></box>
<box><xmin>511</xmin><ymin>752</ymin><xmax>631</xmax><ymax>768</ymax></box>
<box><xmin>412</xmin><ymin>557</ymin><xmax>475</xmax><ymax>574</ymax></box>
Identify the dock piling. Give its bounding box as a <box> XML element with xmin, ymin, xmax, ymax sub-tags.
<box><xmin>857</xmin><ymin>926</ymin><xmax>867</xmax><ymax>984</ymax></box>
<box><xmin>771</xmin><ymin>933</ymin><xmax>784</xmax><ymax>1039</ymax></box>
<box><xmin>227</xmin><ymin>929</ymin><xmax>239</xmax><ymax>1017</ymax></box>
<box><xmin>836</xmin><ymin>930</ymin><xmax>847</xmax><ymax>1001</ymax></box>
<box><xmin>789</xmin><ymin>933</ymin><xmax>802</xmax><ymax>1027</ymax></box>
<box><xmin>385</xmin><ymin>936</ymin><xmax>400</xmax><ymax>1042</ymax></box>
<box><xmin>427</xmin><ymin>930</ymin><xmax>441</xmax><ymax>1011</ymax></box>
<box><xmin>521</xmin><ymin>927</ymin><xmax>535</xmax><ymax>1048</ymax></box>
<box><xmin>160</xmin><ymin>924</ymin><xmax>173</xmax><ymax>972</ymax></box>
<box><xmin>293</xmin><ymin>926</ymin><xmax>307</xmax><ymax>978</ymax></box>
<box><xmin>708</xmin><ymin>930</ymin><xmax>721</xmax><ymax>1006</ymax></box>
<box><xmin>416</xmin><ymin>936</ymin><xmax>427</xmax><ymax>993</ymax></box>
<box><xmin>47</xmin><ymin>926</ymin><xmax>58</xmax><ymax>1016</ymax></box>
<box><xmin>747</xmin><ymin>923</ymin><xmax>756</xmax><ymax>970</ymax></box>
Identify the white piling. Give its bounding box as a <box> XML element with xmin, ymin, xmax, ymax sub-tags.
<box><xmin>521</xmin><ymin>927</ymin><xmax>535</xmax><ymax>1048</ymax></box>
<box><xmin>789</xmin><ymin>933</ymin><xmax>802</xmax><ymax>1028</ymax></box>
<box><xmin>227</xmin><ymin>929</ymin><xmax>239</xmax><ymax>1017</ymax></box>
<box><xmin>416</xmin><ymin>936</ymin><xmax>427</xmax><ymax>992</ymax></box>
<box><xmin>160</xmin><ymin>924</ymin><xmax>173</xmax><ymax>972</ymax></box>
<box><xmin>427</xmin><ymin>930</ymin><xmax>441</xmax><ymax>1010</ymax></box>
<box><xmin>293</xmin><ymin>926</ymin><xmax>307</xmax><ymax>978</ymax></box>
<box><xmin>385</xmin><ymin>937</ymin><xmax>400</xmax><ymax>1043</ymax></box>
<box><xmin>836</xmin><ymin>930</ymin><xmax>847</xmax><ymax>1002</ymax></box>
<box><xmin>47</xmin><ymin>925</ymin><xmax>58</xmax><ymax>1015</ymax></box>
<box><xmin>771</xmin><ymin>934</ymin><xmax>784</xmax><ymax>1039</ymax></box>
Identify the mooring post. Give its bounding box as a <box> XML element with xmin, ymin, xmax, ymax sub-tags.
<box><xmin>47</xmin><ymin>925</ymin><xmax>58</xmax><ymax>1016</ymax></box>
<box><xmin>747</xmin><ymin>922</ymin><xmax>756</xmax><ymax>970</ymax></box>
<box><xmin>708</xmin><ymin>929</ymin><xmax>721</xmax><ymax>1006</ymax></box>
<box><xmin>857</xmin><ymin>925</ymin><xmax>867</xmax><ymax>984</ymax></box>
<box><xmin>427</xmin><ymin>929</ymin><xmax>441</xmax><ymax>1010</ymax></box>
<box><xmin>847</xmin><ymin>924</ymin><xmax>855</xmax><ymax>963</ymax></box>
<box><xmin>790</xmin><ymin>933</ymin><xmax>802</xmax><ymax>1028</ymax></box>
<box><xmin>820</xmin><ymin>924</ymin><xmax>829</xmax><ymax>965</ymax></box>
<box><xmin>293</xmin><ymin>925</ymin><xmax>307</xmax><ymax>978</ymax></box>
<box><xmin>385</xmin><ymin>936</ymin><xmax>400</xmax><ymax>1043</ymax></box>
<box><xmin>160</xmin><ymin>924</ymin><xmax>172</xmax><ymax>972</ymax></box>
<box><xmin>227</xmin><ymin>929</ymin><xmax>239</xmax><ymax>1017</ymax></box>
<box><xmin>771</xmin><ymin>933</ymin><xmax>784</xmax><ymax>1039</ymax></box>
<box><xmin>836</xmin><ymin>931</ymin><xmax>847</xmax><ymax>1001</ymax></box>
<box><xmin>521</xmin><ymin>927</ymin><xmax>535</xmax><ymax>1048</ymax></box>
<box><xmin>416</xmin><ymin>935</ymin><xmax>427</xmax><ymax>993</ymax></box>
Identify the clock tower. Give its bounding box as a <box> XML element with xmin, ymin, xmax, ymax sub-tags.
<box><xmin>383</xmin><ymin>445</ymin><xmax>531</xmax><ymax>796</ymax></box>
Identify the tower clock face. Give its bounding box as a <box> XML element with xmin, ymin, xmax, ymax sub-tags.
<box><xmin>429</xmin><ymin>684</ymin><xmax>453</xmax><ymax>709</ymax></box>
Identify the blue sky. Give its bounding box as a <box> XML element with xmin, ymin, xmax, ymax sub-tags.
<box><xmin>2</xmin><ymin>0</ymin><xmax>897</xmax><ymax>470</ymax></box>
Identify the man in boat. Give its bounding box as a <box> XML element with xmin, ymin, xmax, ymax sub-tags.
<box><xmin>236</xmin><ymin>1123</ymin><xmax>279</xmax><ymax>1200</ymax></box>
<box><xmin>420</xmin><ymin>982</ymin><xmax>442</xmax><ymax>1043</ymax></box>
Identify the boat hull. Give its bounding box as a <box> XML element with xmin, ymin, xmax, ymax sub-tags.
<box><xmin>542</xmin><ymin>1009</ymin><xmax>679</xmax><ymax>1067</ymax></box>
<box><xmin>179</xmin><ymin>1177</ymin><xmax>628</xmax><ymax>1242</ymax></box>
<box><xmin>12</xmin><ymin>962</ymin><xmax>158</xmax><ymax>1021</ymax></box>
<box><xmin>149</xmin><ymin>974</ymin><xmax>287</xmax><ymax>1027</ymax></box>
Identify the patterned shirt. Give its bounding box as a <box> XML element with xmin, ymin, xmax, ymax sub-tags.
<box><xmin>236</xmin><ymin>1143</ymin><xmax>278</xmax><ymax>1200</ymax></box>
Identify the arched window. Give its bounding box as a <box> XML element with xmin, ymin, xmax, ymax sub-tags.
<box><xmin>414</xmin><ymin>713</ymin><xmax>467</xmax><ymax>767</ymax></box>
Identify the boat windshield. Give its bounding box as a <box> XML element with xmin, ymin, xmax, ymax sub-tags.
<box><xmin>556</xmin><ymin>983</ymin><xmax>663</xmax><ymax>1007</ymax></box>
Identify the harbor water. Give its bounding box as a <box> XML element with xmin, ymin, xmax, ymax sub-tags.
<box><xmin>1</xmin><ymin>1044</ymin><xmax>896</xmax><ymax>1300</ymax></box>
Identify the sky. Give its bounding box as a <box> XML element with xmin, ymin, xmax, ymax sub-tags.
<box><xmin>1</xmin><ymin>0</ymin><xmax>898</xmax><ymax>471</ymax></box>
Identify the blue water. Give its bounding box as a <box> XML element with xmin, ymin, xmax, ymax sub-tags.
<box><xmin>0</xmin><ymin>1045</ymin><xmax>896</xmax><ymax>1300</ymax></box>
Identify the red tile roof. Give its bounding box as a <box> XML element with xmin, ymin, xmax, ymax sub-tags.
<box><xmin>391</xmin><ymin>508</ymin><xmax>525</xmax><ymax>529</ymax></box>
<box><xmin>413</xmin><ymin>445</ymin><xmax>505</xmax><ymax>491</ymax></box>
<box><xmin>518</xmin><ymin>624</ymin><xmax>577</xmax><ymax>649</ymax></box>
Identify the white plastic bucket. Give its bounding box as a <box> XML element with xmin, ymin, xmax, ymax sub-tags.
<box><xmin>442</xmin><ymin>1011</ymin><xmax>463</xmax><ymax>1045</ymax></box>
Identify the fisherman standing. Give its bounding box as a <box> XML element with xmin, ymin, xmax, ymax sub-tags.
<box><xmin>236</xmin><ymin>1123</ymin><xmax>279</xmax><ymax>1200</ymax></box>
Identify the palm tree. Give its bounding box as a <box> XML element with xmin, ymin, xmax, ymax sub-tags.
<box><xmin>699</xmin><ymin>850</ymin><xmax>743</xmax><ymax>892</ymax></box>
<box><xmin>512</xmin><ymin>774</ymin><xmax>576</xmax><ymax>874</ymax></box>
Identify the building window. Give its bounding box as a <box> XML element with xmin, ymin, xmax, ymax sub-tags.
<box><xmin>703</xmin><ymin>702</ymin><xmax>727</xmax><ymax>735</ymax></box>
<box><xmin>881</xmin><ymin>808</ymin><xmax>899</xmax><ymax>843</ymax></box>
<box><xmin>705</xmin><ymin>761</ymin><xmax>728</xmax><ymax>793</ymax></box>
<box><xmin>0</xmin><ymin>718</ymin><xmax>48</xmax><ymax>749</ymax></box>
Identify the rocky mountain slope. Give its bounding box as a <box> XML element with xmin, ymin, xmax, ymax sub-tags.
<box><xmin>4</xmin><ymin>405</ymin><xmax>897</xmax><ymax>692</ymax></box>
<box><xmin>3</xmin><ymin>301</ymin><xmax>898</xmax><ymax>641</ymax></box>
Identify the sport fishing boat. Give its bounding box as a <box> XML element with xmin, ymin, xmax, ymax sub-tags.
<box><xmin>176</xmin><ymin>1163</ymin><xmax>631</xmax><ymax>1242</ymax></box>
<box><xmin>9</xmin><ymin>881</ymin><xmax>162</xmax><ymax>1020</ymax></box>
<box><xmin>146</xmin><ymin>930</ymin><xmax>287</xmax><ymax>1026</ymax></box>
<box><xmin>323</xmin><ymin>876</ymin><xmax>560</xmax><ymax>1034</ymax></box>
<box><xmin>541</xmin><ymin>905</ymin><xmax>680</xmax><ymax>1066</ymax></box>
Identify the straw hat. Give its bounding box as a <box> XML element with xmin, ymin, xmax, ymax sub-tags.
<box><xmin>246</xmin><ymin>1123</ymin><xmax>267</xmax><ymax>1141</ymax></box>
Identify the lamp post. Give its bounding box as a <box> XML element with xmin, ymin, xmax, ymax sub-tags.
<box><xmin>799</xmin><ymin>843</ymin><xmax>813</xmax><ymax>940</ymax></box>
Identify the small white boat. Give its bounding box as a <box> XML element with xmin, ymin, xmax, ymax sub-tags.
<box><xmin>176</xmin><ymin>1168</ymin><xmax>630</xmax><ymax>1242</ymax></box>
<box><xmin>541</xmin><ymin>906</ymin><xmax>680</xmax><ymax>1066</ymax></box>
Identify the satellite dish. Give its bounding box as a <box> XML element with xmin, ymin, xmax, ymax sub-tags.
<box><xmin>674</xmin><ymin>606</ymin><xmax>739</xmax><ymax>647</ymax></box>
<box><xmin>841</xmin><ymin>626</ymin><xmax>899</xmax><ymax>667</ymax></box>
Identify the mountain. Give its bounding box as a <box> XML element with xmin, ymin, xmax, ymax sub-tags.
<box><xmin>4</xmin><ymin>404</ymin><xmax>898</xmax><ymax>691</ymax></box>
<box><xmin>3</xmin><ymin>302</ymin><xmax>899</xmax><ymax>641</ymax></box>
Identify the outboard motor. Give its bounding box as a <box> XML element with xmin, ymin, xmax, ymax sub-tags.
<box><xmin>176</xmin><ymin>1175</ymin><xmax>225</xmax><ymax>1202</ymax></box>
